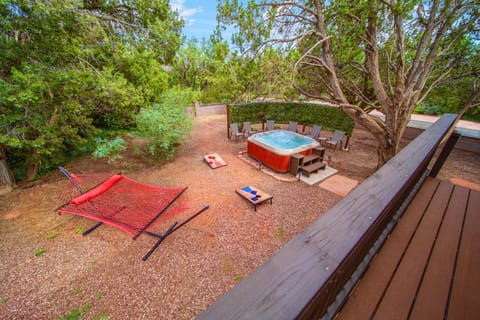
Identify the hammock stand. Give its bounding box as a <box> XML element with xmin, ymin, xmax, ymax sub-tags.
<box><xmin>56</xmin><ymin>167</ymin><xmax>209</xmax><ymax>261</ymax></box>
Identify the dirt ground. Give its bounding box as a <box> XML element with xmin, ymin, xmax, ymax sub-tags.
<box><xmin>1</xmin><ymin>114</ymin><xmax>479</xmax><ymax>319</ymax></box>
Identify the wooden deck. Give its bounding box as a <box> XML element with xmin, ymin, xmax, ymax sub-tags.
<box><xmin>336</xmin><ymin>177</ymin><xmax>480</xmax><ymax>319</ymax></box>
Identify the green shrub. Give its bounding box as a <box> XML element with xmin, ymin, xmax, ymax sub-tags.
<box><xmin>135</xmin><ymin>88</ymin><xmax>195</xmax><ymax>160</ymax></box>
<box><xmin>462</xmin><ymin>106</ymin><xmax>480</xmax><ymax>122</ymax></box>
<box><xmin>414</xmin><ymin>103</ymin><xmax>443</xmax><ymax>115</ymax></box>
<box><xmin>92</xmin><ymin>137</ymin><xmax>127</xmax><ymax>163</ymax></box>
<box><xmin>229</xmin><ymin>102</ymin><xmax>355</xmax><ymax>136</ymax></box>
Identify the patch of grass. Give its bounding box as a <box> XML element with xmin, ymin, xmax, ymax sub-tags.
<box><xmin>96</xmin><ymin>291</ymin><xmax>104</xmax><ymax>300</ymax></box>
<box><xmin>75</xmin><ymin>227</ymin><xmax>85</xmax><ymax>234</ymax></box>
<box><xmin>91</xmin><ymin>259</ymin><xmax>97</xmax><ymax>265</ymax></box>
<box><xmin>94</xmin><ymin>313</ymin><xmax>110</xmax><ymax>320</ymax></box>
<box><xmin>0</xmin><ymin>297</ymin><xmax>9</xmax><ymax>303</ymax></box>
<box><xmin>59</xmin><ymin>303</ymin><xmax>91</xmax><ymax>320</ymax></box>
<box><xmin>234</xmin><ymin>275</ymin><xmax>243</xmax><ymax>283</ymax></box>
<box><xmin>34</xmin><ymin>248</ymin><xmax>46</xmax><ymax>256</ymax></box>
<box><xmin>274</xmin><ymin>226</ymin><xmax>286</xmax><ymax>240</ymax></box>
<box><xmin>47</xmin><ymin>231</ymin><xmax>60</xmax><ymax>240</ymax></box>
<box><xmin>71</xmin><ymin>288</ymin><xmax>83</xmax><ymax>295</ymax></box>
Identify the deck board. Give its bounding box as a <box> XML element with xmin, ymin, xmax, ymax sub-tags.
<box><xmin>448</xmin><ymin>189</ymin><xmax>480</xmax><ymax>319</ymax></box>
<box><xmin>374</xmin><ymin>181</ymin><xmax>454</xmax><ymax>319</ymax></box>
<box><xmin>410</xmin><ymin>185</ymin><xmax>469</xmax><ymax>319</ymax></box>
<box><xmin>337</xmin><ymin>179</ymin><xmax>480</xmax><ymax>320</ymax></box>
<box><xmin>336</xmin><ymin>178</ymin><xmax>441</xmax><ymax>319</ymax></box>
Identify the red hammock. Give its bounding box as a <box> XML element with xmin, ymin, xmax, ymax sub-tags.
<box><xmin>56</xmin><ymin>167</ymin><xmax>209</xmax><ymax>260</ymax></box>
<box><xmin>57</xmin><ymin>173</ymin><xmax>187</xmax><ymax>238</ymax></box>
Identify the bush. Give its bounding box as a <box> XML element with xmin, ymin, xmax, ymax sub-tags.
<box><xmin>414</xmin><ymin>103</ymin><xmax>444</xmax><ymax>115</ymax></box>
<box><xmin>228</xmin><ymin>102</ymin><xmax>355</xmax><ymax>136</ymax></box>
<box><xmin>462</xmin><ymin>106</ymin><xmax>480</xmax><ymax>122</ymax></box>
<box><xmin>135</xmin><ymin>88</ymin><xmax>195</xmax><ymax>160</ymax></box>
<box><xmin>92</xmin><ymin>137</ymin><xmax>127</xmax><ymax>163</ymax></box>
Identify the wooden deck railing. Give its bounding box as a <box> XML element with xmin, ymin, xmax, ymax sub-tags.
<box><xmin>197</xmin><ymin>114</ymin><xmax>458</xmax><ymax>320</ymax></box>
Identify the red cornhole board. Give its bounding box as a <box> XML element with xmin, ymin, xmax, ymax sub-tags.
<box><xmin>204</xmin><ymin>153</ymin><xmax>227</xmax><ymax>169</ymax></box>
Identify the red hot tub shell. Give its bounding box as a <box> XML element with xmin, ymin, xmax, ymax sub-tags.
<box><xmin>247</xmin><ymin>130</ymin><xmax>320</xmax><ymax>173</ymax></box>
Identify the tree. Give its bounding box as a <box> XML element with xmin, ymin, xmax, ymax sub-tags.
<box><xmin>218</xmin><ymin>0</ymin><xmax>479</xmax><ymax>167</ymax></box>
<box><xmin>201</xmin><ymin>44</ymin><xmax>248</xmax><ymax>103</ymax></box>
<box><xmin>422</xmin><ymin>42</ymin><xmax>480</xmax><ymax>121</ymax></box>
<box><xmin>248</xmin><ymin>48</ymin><xmax>299</xmax><ymax>100</ymax></box>
<box><xmin>171</xmin><ymin>38</ymin><xmax>208</xmax><ymax>91</ymax></box>
<box><xmin>0</xmin><ymin>144</ymin><xmax>15</xmax><ymax>193</ymax></box>
<box><xmin>192</xmin><ymin>36</ymin><xmax>247</xmax><ymax>103</ymax></box>
<box><xmin>0</xmin><ymin>0</ymin><xmax>183</xmax><ymax>185</ymax></box>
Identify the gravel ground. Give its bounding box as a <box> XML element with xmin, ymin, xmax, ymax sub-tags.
<box><xmin>1</xmin><ymin>114</ymin><xmax>479</xmax><ymax>319</ymax></box>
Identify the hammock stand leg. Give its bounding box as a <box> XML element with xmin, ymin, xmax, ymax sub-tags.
<box><xmin>133</xmin><ymin>187</ymin><xmax>188</xmax><ymax>240</ymax></box>
<box><xmin>169</xmin><ymin>204</ymin><xmax>210</xmax><ymax>233</ymax></box>
<box><xmin>141</xmin><ymin>205</ymin><xmax>210</xmax><ymax>261</ymax></box>
<box><xmin>142</xmin><ymin>221</ymin><xmax>178</xmax><ymax>261</ymax></box>
<box><xmin>83</xmin><ymin>222</ymin><xmax>103</xmax><ymax>236</ymax></box>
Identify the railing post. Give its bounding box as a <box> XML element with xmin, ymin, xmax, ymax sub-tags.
<box><xmin>226</xmin><ymin>104</ymin><xmax>231</xmax><ymax>140</ymax></box>
<box><xmin>344</xmin><ymin>136</ymin><xmax>351</xmax><ymax>150</ymax></box>
<box><xmin>429</xmin><ymin>133</ymin><xmax>460</xmax><ymax>177</ymax></box>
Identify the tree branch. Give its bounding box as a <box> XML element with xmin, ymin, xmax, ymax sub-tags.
<box><xmin>413</xmin><ymin>3</ymin><xmax>465</xmax><ymax>92</ymax></box>
<box><xmin>339</xmin><ymin>103</ymin><xmax>389</xmax><ymax>134</ymax></box>
<box><xmin>407</xmin><ymin>0</ymin><xmax>440</xmax><ymax>84</ymax></box>
<box><xmin>258</xmin><ymin>1</ymin><xmax>318</xmax><ymax>18</ymax></box>
<box><xmin>365</xmin><ymin>3</ymin><xmax>390</xmax><ymax>109</ymax></box>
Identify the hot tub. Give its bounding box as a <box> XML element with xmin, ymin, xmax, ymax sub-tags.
<box><xmin>247</xmin><ymin>130</ymin><xmax>320</xmax><ymax>172</ymax></box>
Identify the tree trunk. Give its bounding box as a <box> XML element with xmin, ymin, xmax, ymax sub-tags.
<box><xmin>361</xmin><ymin>120</ymin><xmax>396</xmax><ymax>169</ymax></box>
<box><xmin>373</xmin><ymin>108</ymin><xmax>411</xmax><ymax>168</ymax></box>
<box><xmin>376</xmin><ymin>137</ymin><xmax>397</xmax><ymax>169</ymax></box>
<box><xmin>26</xmin><ymin>148</ymin><xmax>40</xmax><ymax>181</ymax></box>
<box><xmin>0</xmin><ymin>145</ymin><xmax>16</xmax><ymax>193</ymax></box>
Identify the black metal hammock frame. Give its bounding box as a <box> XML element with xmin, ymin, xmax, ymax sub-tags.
<box><xmin>56</xmin><ymin>167</ymin><xmax>209</xmax><ymax>261</ymax></box>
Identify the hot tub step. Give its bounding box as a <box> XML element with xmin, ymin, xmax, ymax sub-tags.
<box><xmin>302</xmin><ymin>154</ymin><xmax>320</xmax><ymax>164</ymax></box>
<box><xmin>301</xmin><ymin>162</ymin><xmax>326</xmax><ymax>177</ymax></box>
